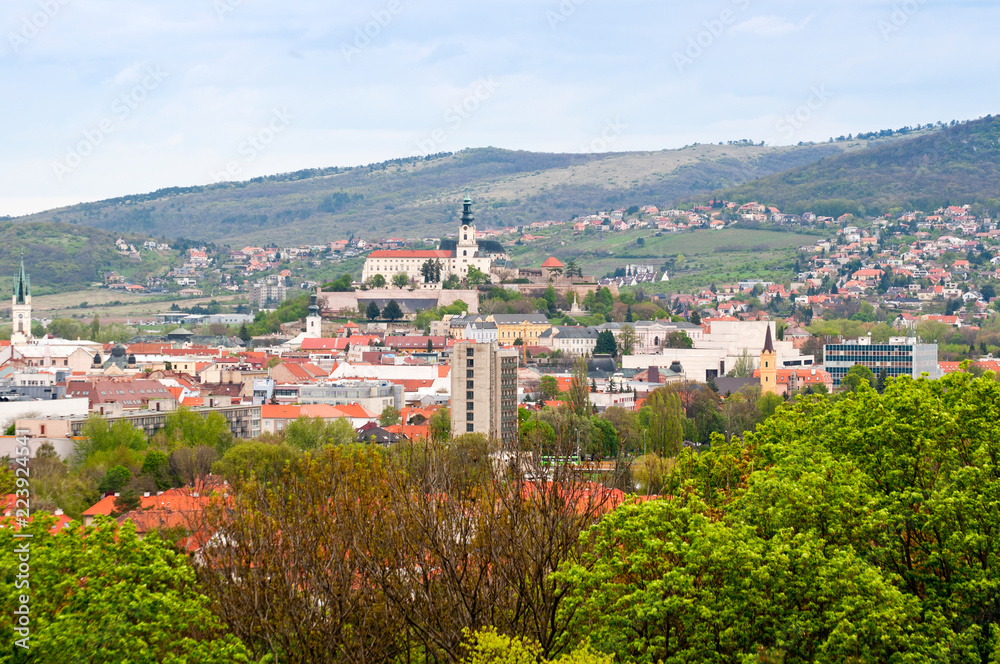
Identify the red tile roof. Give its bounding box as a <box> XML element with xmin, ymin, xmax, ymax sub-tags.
<box><xmin>367</xmin><ymin>250</ymin><xmax>452</xmax><ymax>258</ymax></box>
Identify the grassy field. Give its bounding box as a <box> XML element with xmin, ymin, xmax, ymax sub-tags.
<box><xmin>509</xmin><ymin>226</ymin><xmax>819</xmax><ymax>292</ymax></box>
<box><xmin>30</xmin><ymin>288</ymin><xmax>244</xmax><ymax>321</ymax></box>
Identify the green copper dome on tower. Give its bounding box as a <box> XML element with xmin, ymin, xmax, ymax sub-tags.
<box><xmin>461</xmin><ymin>192</ymin><xmax>475</xmax><ymax>224</ymax></box>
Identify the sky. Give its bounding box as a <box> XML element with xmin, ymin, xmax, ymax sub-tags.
<box><xmin>1</xmin><ymin>0</ymin><xmax>998</xmax><ymax>217</ymax></box>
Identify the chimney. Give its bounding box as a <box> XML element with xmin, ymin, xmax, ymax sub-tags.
<box><xmin>648</xmin><ymin>366</ymin><xmax>660</xmax><ymax>383</ymax></box>
<box><xmin>143</xmin><ymin>492</ymin><xmax>150</xmax><ymax>497</ymax></box>
<box><xmin>54</xmin><ymin>509</ymin><xmax>64</xmax><ymax>516</ymax></box>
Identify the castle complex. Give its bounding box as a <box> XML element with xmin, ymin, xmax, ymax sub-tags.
<box><xmin>361</xmin><ymin>196</ymin><xmax>506</xmax><ymax>286</ymax></box>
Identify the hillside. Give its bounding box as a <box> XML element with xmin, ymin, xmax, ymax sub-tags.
<box><xmin>0</xmin><ymin>222</ymin><xmax>169</xmax><ymax>296</ymax></box>
<box><xmin>715</xmin><ymin>116</ymin><xmax>1000</xmax><ymax>217</ymax></box>
<box><xmin>11</xmin><ymin>141</ymin><xmax>888</xmax><ymax>246</ymax></box>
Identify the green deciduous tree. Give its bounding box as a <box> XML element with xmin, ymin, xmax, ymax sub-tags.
<box><xmin>727</xmin><ymin>348</ymin><xmax>755</xmax><ymax>377</ymax></box>
<box><xmin>840</xmin><ymin>363</ymin><xmax>876</xmax><ymax>392</ymax></box>
<box><xmin>211</xmin><ymin>440</ymin><xmax>301</xmax><ymax>482</ymax></box>
<box><xmin>617</xmin><ymin>325</ymin><xmax>636</xmax><ymax>356</ymax></box>
<box><xmin>539</xmin><ymin>375</ymin><xmax>560</xmax><ymax>402</ymax></box>
<box><xmin>555</xmin><ymin>496</ymin><xmax>929</xmax><ymax>664</ymax></box>
<box><xmin>379</xmin><ymin>405</ymin><xmax>401</xmax><ymax>427</ymax></box>
<box><xmin>430</xmin><ymin>407</ymin><xmax>451</xmax><ymax>442</ymax></box>
<box><xmin>0</xmin><ymin>516</ymin><xmax>253</xmax><ymax>662</ymax></box>
<box><xmin>466</xmin><ymin>266</ymin><xmax>490</xmax><ymax>286</ymax></box>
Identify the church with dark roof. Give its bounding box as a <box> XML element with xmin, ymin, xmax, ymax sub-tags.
<box><xmin>361</xmin><ymin>196</ymin><xmax>508</xmax><ymax>286</ymax></box>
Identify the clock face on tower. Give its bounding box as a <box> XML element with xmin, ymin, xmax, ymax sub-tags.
<box><xmin>18</xmin><ymin>314</ymin><xmax>22</xmax><ymax>319</ymax></box>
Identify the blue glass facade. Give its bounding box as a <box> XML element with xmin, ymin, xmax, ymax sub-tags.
<box><xmin>824</xmin><ymin>340</ymin><xmax>940</xmax><ymax>386</ymax></box>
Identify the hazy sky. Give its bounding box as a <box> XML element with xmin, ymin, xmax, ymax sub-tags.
<box><xmin>1</xmin><ymin>0</ymin><xmax>997</xmax><ymax>216</ymax></box>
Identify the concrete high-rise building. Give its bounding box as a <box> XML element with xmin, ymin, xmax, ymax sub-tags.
<box><xmin>450</xmin><ymin>341</ymin><xmax>518</xmax><ymax>443</ymax></box>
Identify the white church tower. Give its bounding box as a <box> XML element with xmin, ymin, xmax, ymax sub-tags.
<box><xmin>10</xmin><ymin>255</ymin><xmax>32</xmax><ymax>345</ymax></box>
<box><xmin>456</xmin><ymin>193</ymin><xmax>479</xmax><ymax>275</ymax></box>
<box><xmin>305</xmin><ymin>290</ymin><xmax>322</xmax><ymax>338</ymax></box>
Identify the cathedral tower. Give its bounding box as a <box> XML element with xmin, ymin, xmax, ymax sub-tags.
<box><xmin>10</xmin><ymin>255</ymin><xmax>32</xmax><ymax>344</ymax></box>
<box><xmin>457</xmin><ymin>194</ymin><xmax>478</xmax><ymax>258</ymax></box>
<box><xmin>305</xmin><ymin>290</ymin><xmax>322</xmax><ymax>338</ymax></box>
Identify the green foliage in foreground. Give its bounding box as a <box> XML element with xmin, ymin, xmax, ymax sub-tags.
<box><xmin>557</xmin><ymin>370</ymin><xmax>1000</xmax><ymax>662</ymax></box>
<box><xmin>0</xmin><ymin>516</ymin><xmax>255</xmax><ymax>663</ymax></box>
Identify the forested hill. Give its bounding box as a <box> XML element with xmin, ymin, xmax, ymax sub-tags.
<box><xmin>12</xmin><ymin>141</ymin><xmax>881</xmax><ymax>246</ymax></box>
<box><xmin>0</xmin><ymin>222</ymin><xmax>153</xmax><ymax>295</ymax></box>
<box><xmin>715</xmin><ymin>115</ymin><xmax>1000</xmax><ymax>217</ymax></box>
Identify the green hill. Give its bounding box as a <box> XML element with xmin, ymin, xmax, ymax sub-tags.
<box><xmin>715</xmin><ymin>116</ymin><xmax>1000</xmax><ymax>217</ymax></box>
<box><xmin>0</xmin><ymin>222</ymin><xmax>167</xmax><ymax>296</ymax></box>
<box><xmin>12</xmin><ymin>142</ymin><xmax>889</xmax><ymax>245</ymax></box>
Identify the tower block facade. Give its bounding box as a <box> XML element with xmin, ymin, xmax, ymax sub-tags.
<box><xmin>10</xmin><ymin>257</ymin><xmax>32</xmax><ymax>344</ymax></box>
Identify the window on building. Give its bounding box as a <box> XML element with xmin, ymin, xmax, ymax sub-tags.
<box><xmin>467</xmin><ymin>412</ymin><xmax>474</xmax><ymax>421</ymax></box>
<box><xmin>467</xmin><ymin>423</ymin><xmax>474</xmax><ymax>432</ymax></box>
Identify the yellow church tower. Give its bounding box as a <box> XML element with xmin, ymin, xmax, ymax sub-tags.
<box><xmin>760</xmin><ymin>324</ymin><xmax>777</xmax><ymax>395</ymax></box>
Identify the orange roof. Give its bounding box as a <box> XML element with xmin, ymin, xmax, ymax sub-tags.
<box><xmin>384</xmin><ymin>424</ymin><xmax>431</xmax><ymax>440</ymax></box>
<box><xmin>541</xmin><ymin>256</ymin><xmax>565</xmax><ymax>268</ymax></box>
<box><xmin>83</xmin><ymin>486</ymin><xmax>219</xmax><ymax>519</ymax></box>
<box><xmin>336</xmin><ymin>403</ymin><xmax>377</xmax><ymax>419</ymax></box>
<box><xmin>300</xmin><ymin>404</ymin><xmax>348</xmax><ymax>419</ymax></box>
<box><xmin>261</xmin><ymin>404</ymin><xmax>302</xmax><ymax>420</ymax></box>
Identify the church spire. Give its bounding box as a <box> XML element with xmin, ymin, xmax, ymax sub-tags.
<box><xmin>461</xmin><ymin>192</ymin><xmax>475</xmax><ymax>224</ymax></box>
<box><xmin>762</xmin><ymin>324</ymin><xmax>774</xmax><ymax>353</ymax></box>
<box><xmin>13</xmin><ymin>252</ymin><xmax>29</xmax><ymax>305</ymax></box>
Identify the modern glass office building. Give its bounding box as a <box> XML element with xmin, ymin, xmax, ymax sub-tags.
<box><xmin>824</xmin><ymin>337</ymin><xmax>941</xmax><ymax>387</ymax></box>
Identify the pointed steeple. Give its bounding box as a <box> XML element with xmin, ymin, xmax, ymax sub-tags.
<box><xmin>762</xmin><ymin>325</ymin><xmax>774</xmax><ymax>353</ymax></box>
<box><xmin>461</xmin><ymin>191</ymin><xmax>475</xmax><ymax>224</ymax></box>
<box><xmin>13</xmin><ymin>252</ymin><xmax>29</xmax><ymax>305</ymax></box>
